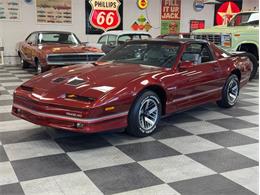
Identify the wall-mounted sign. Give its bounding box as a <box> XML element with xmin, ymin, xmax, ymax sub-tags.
<box><xmin>86</xmin><ymin>0</ymin><xmax>123</xmax><ymax>34</ymax></box>
<box><xmin>137</xmin><ymin>0</ymin><xmax>148</xmax><ymax>10</ymax></box>
<box><xmin>190</xmin><ymin>20</ymin><xmax>205</xmax><ymax>32</ymax></box>
<box><xmin>161</xmin><ymin>0</ymin><xmax>181</xmax><ymax>34</ymax></box>
<box><xmin>193</xmin><ymin>0</ymin><xmax>204</xmax><ymax>12</ymax></box>
<box><xmin>0</xmin><ymin>0</ymin><xmax>21</xmax><ymax>21</ymax></box>
<box><xmin>131</xmin><ymin>14</ymin><xmax>152</xmax><ymax>32</ymax></box>
<box><xmin>214</xmin><ymin>0</ymin><xmax>242</xmax><ymax>25</ymax></box>
<box><xmin>36</xmin><ymin>0</ymin><xmax>72</xmax><ymax>24</ymax></box>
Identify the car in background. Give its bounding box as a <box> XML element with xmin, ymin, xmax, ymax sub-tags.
<box><xmin>12</xmin><ymin>39</ymin><xmax>252</xmax><ymax>137</ymax></box>
<box><xmin>95</xmin><ymin>30</ymin><xmax>152</xmax><ymax>53</ymax></box>
<box><xmin>192</xmin><ymin>11</ymin><xmax>259</xmax><ymax>79</ymax></box>
<box><xmin>17</xmin><ymin>31</ymin><xmax>104</xmax><ymax>74</ymax></box>
<box><xmin>157</xmin><ymin>33</ymin><xmax>191</xmax><ymax>39</ymax></box>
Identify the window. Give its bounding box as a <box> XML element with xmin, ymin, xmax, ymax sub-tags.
<box><xmin>182</xmin><ymin>43</ymin><xmax>213</xmax><ymax>64</ymax></box>
<box><xmin>107</xmin><ymin>35</ymin><xmax>117</xmax><ymax>46</ymax></box>
<box><xmin>26</xmin><ymin>33</ymin><xmax>37</xmax><ymax>44</ymax></box>
<box><xmin>99</xmin><ymin>42</ymin><xmax>180</xmax><ymax>68</ymax></box>
<box><xmin>229</xmin><ymin>13</ymin><xmax>259</xmax><ymax>26</ymax></box>
<box><xmin>98</xmin><ymin>35</ymin><xmax>107</xmax><ymax>44</ymax></box>
<box><xmin>38</xmin><ymin>33</ymin><xmax>79</xmax><ymax>44</ymax></box>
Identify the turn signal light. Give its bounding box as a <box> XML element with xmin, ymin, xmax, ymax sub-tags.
<box><xmin>105</xmin><ymin>106</ymin><xmax>115</xmax><ymax>111</ymax></box>
<box><xmin>65</xmin><ymin>94</ymin><xmax>95</xmax><ymax>102</ymax></box>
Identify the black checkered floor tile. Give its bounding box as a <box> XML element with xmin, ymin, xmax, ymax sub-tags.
<box><xmin>0</xmin><ymin>64</ymin><xmax>259</xmax><ymax>195</ymax></box>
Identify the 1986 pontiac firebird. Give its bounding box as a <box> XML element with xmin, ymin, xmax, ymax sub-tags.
<box><xmin>12</xmin><ymin>39</ymin><xmax>252</xmax><ymax>137</ymax></box>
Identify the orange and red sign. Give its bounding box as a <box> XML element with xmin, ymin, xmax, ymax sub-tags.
<box><xmin>89</xmin><ymin>0</ymin><xmax>121</xmax><ymax>31</ymax></box>
<box><xmin>215</xmin><ymin>1</ymin><xmax>241</xmax><ymax>25</ymax></box>
<box><xmin>137</xmin><ymin>0</ymin><xmax>148</xmax><ymax>10</ymax></box>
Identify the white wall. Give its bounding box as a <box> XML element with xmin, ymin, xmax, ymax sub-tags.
<box><xmin>243</xmin><ymin>0</ymin><xmax>259</xmax><ymax>10</ymax></box>
<box><xmin>1</xmin><ymin>0</ymin><xmax>259</xmax><ymax>56</ymax></box>
<box><xmin>180</xmin><ymin>0</ymin><xmax>215</xmax><ymax>32</ymax></box>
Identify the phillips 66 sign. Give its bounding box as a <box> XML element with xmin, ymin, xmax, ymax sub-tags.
<box><xmin>86</xmin><ymin>0</ymin><xmax>123</xmax><ymax>34</ymax></box>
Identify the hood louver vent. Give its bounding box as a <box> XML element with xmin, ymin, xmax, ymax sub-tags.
<box><xmin>52</xmin><ymin>77</ymin><xmax>66</xmax><ymax>83</ymax></box>
<box><xmin>67</xmin><ymin>77</ymin><xmax>86</xmax><ymax>86</ymax></box>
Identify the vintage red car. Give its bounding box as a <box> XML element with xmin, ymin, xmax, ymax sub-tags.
<box><xmin>12</xmin><ymin>39</ymin><xmax>252</xmax><ymax>137</ymax></box>
<box><xmin>17</xmin><ymin>31</ymin><xmax>104</xmax><ymax>74</ymax></box>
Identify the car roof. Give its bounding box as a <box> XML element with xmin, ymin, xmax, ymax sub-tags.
<box><xmin>127</xmin><ymin>38</ymin><xmax>209</xmax><ymax>44</ymax></box>
<box><xmin>101</xmin><ymin>30</ymin><xmax>151</xmax><ymax>36</ymax></box>
<box><xmin>31</xmin><ymin>31</ymin><xmax>73</xmax><ymax>34</ymax></box>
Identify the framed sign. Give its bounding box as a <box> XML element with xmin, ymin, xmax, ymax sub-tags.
<box><xmin>86</xmin><ymin>0</ymin><xmax>123</xmax><ymax>34</ymax></box>
<box><xmin>0</xmin><ymin>0</ymin><xmax>21</xmax><ymax>21</ymax></box>
<box><xmin>214</xmin><ymin>0</ymin><xmax>242</xmax><ymax>25</ymax></box>
<box><xmin>190</xmin><ymin>20</ymin><xmax>205</xmax><ymax>32</ymax></box>
<box><xmin>161</xmin><ymin>0</ymin><xmax>181</xmax><ymax>34</ymax></box>
<box><xmin>36</xmin><ymin>0</ymin><xmax>72</xmax><ymax>24</ymax></box>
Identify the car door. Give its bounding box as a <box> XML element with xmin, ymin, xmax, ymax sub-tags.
<box><xmin>173</xmin><ymin>43</ymin><xmax>222</xmax><ymax>110</ymax></box>
<box><xmin>22</xmin><ymin>33</ymin><xmax>37</xmax><ymax>63</ymax></box>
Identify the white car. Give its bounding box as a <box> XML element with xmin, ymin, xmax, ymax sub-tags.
<box><xmin>95</xmin><ymin>31</ymin><xmax>152</xmax><ymax>53</ymax></box>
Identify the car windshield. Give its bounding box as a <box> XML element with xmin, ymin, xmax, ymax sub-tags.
<box><xmin>228</xmin><ymin>12</ymin><xmax>259</xmax><ymax>26</ymax></box>
<box><xmin>38</xmin><ymin>33</ymin><xmax>80</xmax><ymax>44</ymax></box>
<box><xmin>117</xmin><ymin>34</ymin><xmax>151</xmax><ymax>45</ymax></box>
<box><xmin>98</xmin><ymin>42</ymin><xmax>180</xmax><ymax>68</ymax></box>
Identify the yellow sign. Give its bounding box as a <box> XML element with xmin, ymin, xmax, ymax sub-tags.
<box><xmin>137</xmin><ymin>0</ymin><xmax>148</xmax><ymax>10</ymax></box>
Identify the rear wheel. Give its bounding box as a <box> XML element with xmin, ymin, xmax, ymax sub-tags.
<box><xmin>217</xmin><ymin>74</ymin><xmax>240</xmax><ymax>108</ymax></box>
<box><xmin>246</xmin><ymin>53</ymin><xmax>259</xmax><ymax>80</ymax></box>
<box><xmin>126</xmin><ymin>91</ymin><xmax>161</xmax><ymax>137</ymax></box>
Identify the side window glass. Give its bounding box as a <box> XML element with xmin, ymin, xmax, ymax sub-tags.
<box><xmin>200</xmin><ymin>45</ymin><xmax>213</xmax><ymax>63</ymax></box>
<box><xmin>182</xmin><ymin>43</ymin><xmax>213</xmax><ymax>64</ymax></box>
<box><xmin>182</xmin><ymin>43</ymin><xmax>203</xmax><ymax>64</ymax></box>
<box><xmin>107</xmin><ymin>35</ymin><xmax>117</xmax><ymax>46</ymax></box>
<box><xmin>98</xmin><ymin>36</ymin><xmax>107</xmax><ymax>44</ymax></box>
<box><xmin>26</xmin><ymin>33</ymin><xmax>36</xmax><ymax>44</ymax></box>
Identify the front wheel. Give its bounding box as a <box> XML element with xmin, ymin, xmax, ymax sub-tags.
<box><xmin>20</xmin><ymin>58</ymin><xmax>30</xmax><ymax>69</ymax></box>
<box><xmin>217</xmin><ymin>74</ymin><xmax>240</xmax><ymax>108</ymax></box>
<box><xmin>126</xmin><ymin>91</ymin><xmax>161</xmax><ymax>137</ymax></box>
<box><xmin>35</xmin><ymin>60</ymin><xmax>43</xmax><ymax>74</ymax></box>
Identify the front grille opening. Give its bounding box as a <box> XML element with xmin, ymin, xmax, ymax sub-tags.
<box><xmin>52</xmin><ymin>77</ymin><xmax>66</xmax><ymax>83</ymax></box>
<box><xmin>21</xmin><ymin>85</ymin><xmax>33</xmax><ymax>92</ymax></box>
<box><xmin>88</xmin><ymin>55</ymin><xmax>103</xmax><ymax>61</ymax></box>
<box><xmin>47</xmin><ymin>53</ymin><xmax>104</xmax><ymax>64</ymax></box>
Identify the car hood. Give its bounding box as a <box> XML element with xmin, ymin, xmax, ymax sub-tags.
<box><xmin>22</xmin><ymin>63</ymin><xmax>162</xmax><ymax>100</ymax></box>
<box><xmin>38</xmin><ymin>44</ymin><xmax>102</xmax><ymax>54</ymax></box>
<box><xmin>193</xmin><ymin>25</ymin><xmax>259</xmax><ymax>34</ymax></box>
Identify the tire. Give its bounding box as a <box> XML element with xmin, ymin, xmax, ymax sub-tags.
<box><xmin>35</xmin><ymin>60</ymin><xmax>43</xmax><ymax>74</ymax></box>
<box><xmin>246</xmin><ymin>53</ymin><xmax>259</xmax><ymax>80</ymax></box>
<box><xmin>20</xmin><ymin>58</ymin><xmax>30</xmax><ymax>69</ymax></box>
<box><xmin>126</xmin><ymin>91</ymin><xmax>162</xmax><ymax>137</ymax></box>
<box><xmin>217</xmin><ymin>74</ymin><xmax>240</xmax><ymax>108</ymax></box>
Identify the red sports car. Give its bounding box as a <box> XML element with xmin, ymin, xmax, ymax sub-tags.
<box><xmin>12</xmin><ymin>39</ymin><xmax>252</xmax><ymax>137</ymax></box>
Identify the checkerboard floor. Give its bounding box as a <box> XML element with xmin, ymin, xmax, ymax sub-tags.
<box><xmin>0</xmin><ymin>64</ymin><xmax>259</xmax><ymax>195</ymax></box>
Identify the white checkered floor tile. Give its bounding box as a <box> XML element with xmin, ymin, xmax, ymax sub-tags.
<box><xmin>0</xmin><ymin>64</ymin><xmax>259</xmax><ymax>195</ymax></box>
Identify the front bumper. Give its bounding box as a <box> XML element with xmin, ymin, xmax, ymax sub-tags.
<box><xmin>12</xmin><ymin>102</ymin><xmax>128</xmax><ymax>133</ymax></box>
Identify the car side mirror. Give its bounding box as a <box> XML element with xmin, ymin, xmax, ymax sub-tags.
<box><xmin>179</xmin><ymin>61</ymin><xmax>193</xmax><ymax>69</ymax></box>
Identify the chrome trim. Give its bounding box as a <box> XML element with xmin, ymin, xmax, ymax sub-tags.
<box><xmin>46</xmin><ymin>52</ymin><xmax>105</xmax><ymax>65</ymax></box>
<box><xmin>13</xmin><ymin>103</ymin><xmax>128</xmax><ymax>124</ymax></box>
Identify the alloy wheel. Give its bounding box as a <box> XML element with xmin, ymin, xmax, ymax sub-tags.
<box><xmin>227</xmin><ymin>79</ymin><xmax>239</xmax><ymax>104</ymax></box>
<box><xmin>138</xmin><ymin>98</ymin><xmax>159</xmax><ymax>132</ymax></box>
